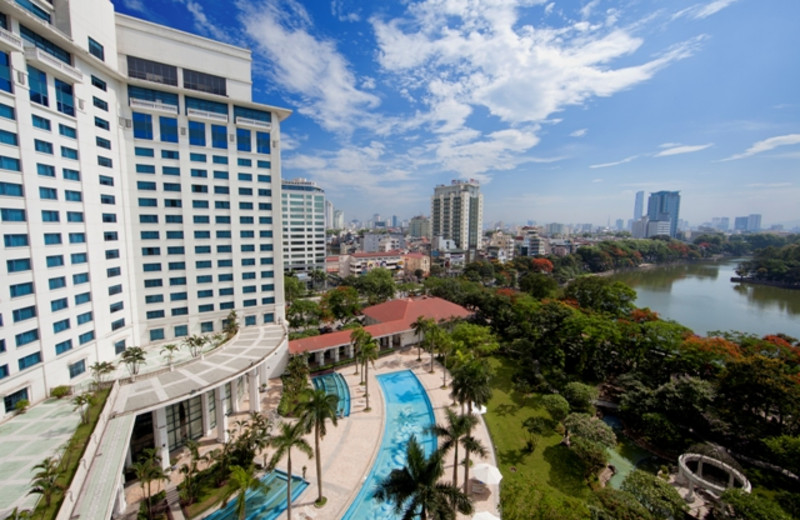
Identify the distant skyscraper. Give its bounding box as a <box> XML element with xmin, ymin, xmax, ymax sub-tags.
<box><xmin>634</xmin><ymin>191</ymin><xmax>644</xmax><ymax>220</ymax></box>
<box><xmin>325</xmin><ymin>200</ymin><xmax>334</xmax><ymax>230</ymax></box>
<box><xmin>734</xmin><ymin>216</ymin><xmax>749</xmax><ymax>232</ymax></box>
<box><xmin>747</xmin><ymin>214</ymin><xmax>762</xmax><ymax>232</ymax></box>
<box><xmin>282</xmin><ymin>179</ymin><xmax>326</xmax><ymax>274</ymax></box>
<box><xmin>646</xmin><ymin>191</ymin><xmax>681</xmax><ymax>237</ymax></box>
<box><xmin>409</xmin><ymin>215</ymin><xmax>431</xmax><ymax>238</ymax></box>
<box><xmin>431</xmin><ymin>180</ymin><xmax>484</xmax><ymax>250</ymax></box>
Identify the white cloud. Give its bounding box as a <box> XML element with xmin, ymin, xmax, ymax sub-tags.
<box><xmin>674</xmin><ymin>0</ymin><xmax>738</xmax><ymax>20</ymax></box>
<box><xmin>238</xmin><ymin>0</ymin><xmax>380</xmax><ymax>134</ymax></box>
<box><xmin>655</xmin><ymin>143</ymin><xmax>713</xmax><ymax>157</ymax></box>
<box><xmin>723</xmin><ymin>134</ymin><xmax>800</xmax><ymax>161</ymax></box>
<box><xmin>571</xmin><ymin>128</ymin><xmax>588</xmax><ymax>137</ymax></box>
<box><xmin>590</xmin><ymin>155</ymin><xmax>639</xmax><ymax>168</ymax></box>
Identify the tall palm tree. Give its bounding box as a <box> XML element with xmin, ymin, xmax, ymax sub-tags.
<box><xmin>28</xmin><ymin>456</ymin><xmax>62</xmax><ymax>508</ymax></box>
<box><xmin>411</xmin><ymin>316</ymin><xmax>433</xmax><ymax>361</ymax></box>
<box><xmin>295</xmin><ymin>388</ymin><xmax>339</xmax><ymax>505</ymax></box>
<box><xmin>428</xmin><ymin>325</ymin><xmax>443</xmax><ymax>374</ymax></box>
<box><xmin>374</xmin><ymin>436</ymin><xmax>473</xmax><ymax>520</ymax></box>
<box><xmin>360</xmin><ymin>337</ymin><xmax>379</xmax><ymax>412</ymax></box>
<box><xmin>225</xmin><ymin>465</ymin><xmax>270</xmax><ymax>520</ymax></box>
<box><xmin>269</xmin><ymin>422</ymin><xmax>313</xmax><ymax>520</ymax></box>
<box><xmin>350</xmin><ymin>326</ymin><xmax>370</xmax><ymax>377</ymax></box>
<box><xmin>427</xmin><ymin>408</ymin><xmax>481</xmax><ymax>489</ymax></box>
<box><xmin>132</xmin><ymin>448</ymin><xmax>168</xmax><ymax>520</ymax></box>
<box><xmin>160</xmin><ymin>343</ymin><xmax>179</xmax><ymax>370</ymax></box>
<box><xmin>121</xmin><ymin>346</ymin><xmax>146</xmax><ymax>380</ymax></box>
<box><xmin>183</xmin><ymin>334</ymin><xmax>207</xmax><ymax>358</ymax></box>
<box><xmin>449</xmin><ymin>361</ymin><xmax>492</xmax><ymax>494</ymax></box>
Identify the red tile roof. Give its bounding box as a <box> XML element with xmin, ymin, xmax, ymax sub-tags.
<box><xmin>289</xmin><ymin>296</ymin><xmax>471</xmax><ymax>355</ymax></box>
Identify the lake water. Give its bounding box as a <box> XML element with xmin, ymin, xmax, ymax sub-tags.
<box><xmin>610</xmin><ymin>258</ymin><xmax>800</xmax><ymax>339</ymax></box>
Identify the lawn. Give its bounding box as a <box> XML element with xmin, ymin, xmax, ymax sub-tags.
<box><xmin>483</xmin><ymin>357</ymin><xmax>591</xmax><ymax>509</ymax></box>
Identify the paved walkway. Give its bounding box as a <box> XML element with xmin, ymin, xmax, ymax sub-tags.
<box><xmin>0</xmin><ymin>397</ymin><xmax>81</xmax><ymax>517</ymax></box>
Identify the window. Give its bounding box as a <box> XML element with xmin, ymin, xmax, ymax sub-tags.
<box><xmin>164</xmin><ymin>183</ymin><xmax>181</xmax><ymax>192</ymax></box>
<box><xmin>214</xmin><ymin>155</ymin><xmax>229</xmax><ymax>164</ymax></box>
<box><xmin>114</xmin><ymin>340</ymin><xmax>126</xmax><ymax>355</ymax></box>
<box><xmin>28</xmin><ymin>66</ymin><xmax>48</xmax><ymax>106</ymax></box>
<box><xmin>189</xmin><ymin>121</ymin><xmax>206</xmax><ymax>146</ymax></box>
<box><xmin>61</xmin><ymin>146</ymin><xmax>78</xmax><ymax>159</ymax></box>
<box><xmin>167</xmin><ymin>216</ymin><xmax>182</xmax><ymax>224</ymax></box>
<box><xmin>172</xmin><ymin>307</ymin><xmax>188</xmax><ymax>316</ymax></box>
<box><xmin>201</xmin><ymin>321</ymin><xmax>214</xmax><ymax>332</ymax></box>
<box><xmin>145</xmin><ymin>294</ymin><xmax>163</xmax><ymax>303</ymax></box>
<box><xmin>199</xmin><ymin>304</ymin><xmax>214</xmax><ymax>313</ymax></box>
<box><xmin>190</xmin><ymin>153</ymin><xmax>206</xmax><ymax>162</ymax></box>
<box><xmin>55</xmin><ymin>79</ymin><xmax>75</xmax><ymax>116</ymax></box>
<box><xmin>49</xmin><ymin>277</ymin><xmax>66</xmax><ymax>290</ymax></box>
<box><xmin>65</xmin><ymin>190</ymin><xmax>81</xmax><ymax>201</ymax></box>
<box><xmin>196</xmin><ymin>260</ymin><xmax>212</xmax><ymax>269</ymax></box>
<box><xmin>0</xmin><ymin>52</ymin><xmax>11</xmax><ymax>93</ymax></box>
<box><xmin>102</xmin><ymin>213</ymin><xmax>117</xmax><ymax>223</ymax></box>
<box><xmin>10</xmin><ymin>282</ymin><xmax>34</xmax><ymax>298</ymax></box>
<box><xmin>91</xmin><ymin>75</ymin><xmax>107</xmax><ymax>91</ymax></box>
<box><xmin>111</xmin><ymin>318</ymin><xmax>125</xmax><ymax>331</ymax></box>
<box><xmin>164</xmin><ymin>199</ymin><xmax>181</xmax><ymax>208</ymax></box>
<box><xmin>150</xmin><ymin>329</ymin><xmax>165</xmax><ymax>341</ymax></box>
<box><xmin>63</xmin><ymin>168</ymin><xmax>80</xmax><ymax>181</ymax></box>
<box><xmin>35</xmin><ymin>139</ymin><xmax>53</xmax><ymax>154</ymax></box>
<box><xmin>95</xmin><ymin>117</ymin><xmax>110</xmax><ymax>130</ymax></box>
<box><xmin>143</xmin><ymin>263</ymin><xmax>161</xmax><ymax>272</ymax></box>
<box><xmin>0</xmin><ymin>128</ymin><xmax>16</xmax><ymax>146</ymax></box>
<box><xmin>15</xmin><ymin>329</ymin><xmax>39</xmax><ymax>348</ymax></box>
<box><xmin>0</xmin><ymin>156</ymin><xmax>19</xmax><ymax>171</ymax></box>
<box><xmin>108</xmin><ymin>284</ymin><xmax>122</xmax><ymax>295</ymax></box>
<box><xmin>68</xmin><ymin>360</ymin><xmax>86</xmax><ymax>378</ymax></box>
<box><xmin>18</xmin><ymin>351</ymin><xmax>42</xmax><ymax>370</ymax></box>
<box><xmin>0</xmin><ymin>181</ymin><xmax>23</xmax><ymax>196</ymax></box>
<box><xmin>183</xmin><ymin>68</ymin><xmax>226</xmax><ymax>95</ymax></box>
<box><xmin>191</xmin><ymin>169</ymin><xmax>207</xmax><ymax>178</ymax></box>
<box><xmin>75</xmin><ymin>292</ymin><xmax>91</xmax><ymax>304</ymax></box>
<box><xmin>213</xmin><ymin>171</ymin><xmax>229</xmax><ymax>180</ymax></box>
<box><xmin>135</xmin><ymin>147</ymin><xmax>154</xmax><ymax>157</ymax></box>
<box><xmin>72</xmin><ymin>272</ymin><xmax>89</xmax><ymax>284</ymax></box>
<box><xmin>257</xmin><ymin>132</ymin><xmax>271</xmax><ymax>154</ymax></box>
<box><xmin>32</xmin><ymin>114</ymin><xmax>50</xmax><ymax>130</ymax></box>
<box><xmin>236</xmin><ymin>128</ymin><xmax>251</xmax><ymax>152</ymax></box>
<box><xmin>101</xmin><ymin>194</ymin><xmax>116</xmax><ymax>204</ymax></box>
<box><xmin>67</xmin><ymin>212</ymin><xmax>83</xmax><ymax>222</ymax></box>
<box><xmin>193</xmin><ymin>215</ymin><xmax>209</xmax><ymax>224</ymax></box>
<box><xmin>13</xmin><ymin>305</ymin><xmax>37</xmax><ymax>323</ymax></box>
<box><xmin>104</xmin><ymin>250</ymin><xmax>119</xmax><ymax>260</ymax></box>
<box><xmin>78</xmin><ymin>331</ymin><xmax>95</xmax><ymax>345</ymax></box>
<box><xmin>71</xmin><ymin>252</ymin><xmax>87</xmax><ymax>264</ymax></box>
<box><xmin>137</xmin><ymin>181</ymin><xmax>156</xmax><ymax>190</ymax></box>
<box><xmin>238</xmin><ymin>159</ymin><xmax>253</xmax><ymax>167</ymax></box>
<box><xmin>195</xmin><ymin>245</ymin><xmax>211</xmax><ymax>254</ymax></box>
<box><xmin>168</xmin><ymin>262</ymin><xmax>185</xmax><ymax>270</ymax></box>
<box><xmin>0</xmin><ymin>103</ymin><xmax>14</xmax><ymax>120</ymax></box>
<box><xmin>193</xmin><ymin>200</ymin><xmax>208</xmax><ymax>209</ymax></box>
<box><xmin>174</xmin><ymin>325</ymin><xmax>188</xmax><ymax>337</ymax></box>
<box><xmin>211</xmin><ymin>125</ymin><xmax>227</xmax><ymax>149</ymax></box>
<box><xmin>55</xmin><ymin>339</ymin><xmax>73</xmax><ymax>355</ymax></box>
<box><xmin>42</xmin><ymin>210</ymin><xmax>60</xmax><ymax>222</ymax></box>
<box><xmin>163</xmin><ymin>166</ymin><xmax>180</xmax><ymax>176</ymax></box>
<box><xmin>43</xmin><ymin>233</ymin><xmax>61</xmax><ymax>244</ymax></box>
<box><xmin>218</xmin><ymin>245</ymin><xmax>232</xmax><ymax>253</ymax></box>
<box><xmin>51</xmin><ymin>297</ymin><xmax>68</xmax><ymax>311</ymax></box>
<box><xmin>59</xmin><ymin>124</ymin><xmax>77</xmax><ymax>138</ymax></box>
<box><xmin>96</xmin><ymin>137</ymin><xmax>111</xmax><ymax>149</ymax></box>
<box><xmin>215</xmin><ymin>201</ymin><xmax>230</xmax><ymax>209</ymax></box>
<box><xmin>197</xmin><ymin>275</ymin><xmax>212</xmax><ymax>283</ymax></box>
<box><xmin>133</xmin><ymin>112</ymin><xmax>153</xmax><ymax>140</ymax></box>
<box><xmin>195</xmin><ymin>230</ymin><xmax>210</xmax><ymax>239</ymax></box>
<box><xmin>77</xmin><ymin>311</ymin><xmax>93</xmax><ymax>324</ymax></box>
<box><xmin>20</xmin><ymin>25</ymin><xmax>71</xmax><ymax>64</ymax></box>
<box><xmin>104</xmin><ymin>231</ymin><xmax>117</xmax><ymax>241</ymax></box>
<box><xmin>98</xmin><ymin>156</ymin><xmax>112</xmax><ymax>167</ymax></box>
<box><xmin>169</xmin><ymin>277</ymin><xmax>187</xmax><ymax>286</ymax></box>
<box><xmin>136</xmin><ymin>164</ymin><xmax>155</xmax><ymax>174</ymax></box>
<box><xmin>160</xmin><ymin>116</ymin><xmax>178</xmax><ymax>143</ymax></box>
<box><xmin>245</xmin><ymin>315</ymin><xmax>256</xmax><ymax>326</ymax></box>
<box><xmin>53</xmin><ymin>318</ymin><xmax>70</xmax><ymax>333</ymax></box>
<box><xmin>144</xmin><ymin>279</ymin><xmax>163</xmax><ymax>288</ymax></box>
<box><xmin>1</xmin><ymin>208</ymin><xmax>26</xmax><ymax>222</ymax></box>
<box><xmin>69</xmin><ymin>233</ymin><xmax>85</xmax><ymax>243</ymax></box>
<box><xmin>107</xmin><ymin>266</ymin><xmax>121</xmax><ymax>277</ymax></box>
<box><xmin>219</xmin><ymin>273</ymin><xmax>234</xmax><ymax>282</ymax></box>
<box><xmin>167</xmin><ymin>246</ymin><xmax>185</xmax><ymax>254</ymax></box>
<box><xmin>140</xmin><ymin>214</ymin><xmax>158</xmax><ymax>223</ymax></box>
<box><xmin>88</xmin><ymin>37</ymin><xmax>105</xmax><ymax>60</ymax></box>
<box><xmin>39</xmin><ymin>187</ymin><xmax>57</xmax><ymax>200</ymax></box>
<box><xmin>147</xmin><ymin>310</ymin><xmax>165</xmax><ymax>319</ymax></box>
<box><xmin>127</xmin><ymin>56</ymin><xmax>177</xmax><ymax>86</ymax></box>
<box><xmin>4</xmin><ymin>234</ymin><xmax>28</xmax><ymax>247</ymax></box>
<box><xmin>167</xmin><ymin>230</ymin><xmax>184</xmax><ymax>239</ymax></box>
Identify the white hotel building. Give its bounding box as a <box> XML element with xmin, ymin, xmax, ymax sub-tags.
<box><xmin>0</xmin><ymin>1</ymin><xmax>292</xmax><ymax>509</ymax></box>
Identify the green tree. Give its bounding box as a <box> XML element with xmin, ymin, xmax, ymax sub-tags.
<box><xmin>716</xmin><ymin>489</ymin><xmax>793</xmax><ymax>520</ymax></box>
<box><xmin>564</xmin><ymin>276</ymin><xmax>636</xmax><ymax>316</ymax></box>
<box><xmin>90</xmin><ymin>361</ymin><xmax>115</xmax><ymax>389</ymax></box>
<box><xmin>224</xmin><ymin>465</ymin><xmax>270</xmax><ymax>520</ymax></box>
<box><xmin>72</xmin><ymin>392</ymin><xmax>94</xmax><ymax>425</ymax></box>
<box><xmin>563</xmin><ymin>414</ymin><xmax>616</xmax><ymax>448</ymax></box>
<box><xmin>349</xmin><ymin>325</ymin><xmax>370</xmax><ymax>377</ymax></box>
<box><xmin>764</xmin><ymin>435</ymin><xmax>800</xmax><ymax>476</ymax></box>
<box><xmin>356</xmin><ymin>268</ymin><xmax>396</xmax><ymax>305</ymax></box>
<box><xmin>373</xmin><ymin>436</ymin><xmax>473</xmax><ymax>520</ymax></box>
<box><xmin>160</xmin><ymin>343</ymin><xmax>179</xmax><ymax>369</ymax></box>
<box><xmin>178</xmin><ymin>439</ymin><xmax>207</xmax><ymax>506</ymax></box>
<box><xmin>541</xmin><ymin>394</ymin><xmax>570</xmax><ymax>424</ymax></box>
<box><xmin>28</xmin><ymin>456</ymin><xmax>62</xmax><ymax>508</ymax></box>
<box><xmin>359</xmin><ymin>337</ymin><xmax>379</xmax><ymax>411</ymax></box>
<box><xmin>450</xmin><ymin>360</ymin><xmax>492</xmax><ymax>416</ymax></box>
<box><xmin>224</xmin><ymin>310</ymin><xmax>240</xmax><ymax>338</ymax></box>
<box><xmin>449</xmin><ymin>323</ymin><xmax>499</xmax><ymax>357</ymax></box>
<box><xmin>183</xmin><ymin>334</ymin><xmax>208</xmax><ymax>358</ymax></box>
<box><xmin>519</xmin><ymin>272</ymin><xmax>558</xmax><ymax>299</ymax></box>
<box><xmin>621</xmin><ymin>469</ymin><xmax>686</xmax><ymax>520</ymax></box>
<box><xmin>411</xmin><ymin>316</ymin><xmax>435</xmax><ymax>361</ymax></box>
<box><xmin>295</xmin><ymin>388</ymin><xmax>339</xmax><ymax>505</ymax></box>
<box><xmin>592</xmin><ymin>488</ymin><xmax>654</xmax><ymax>520</ymax></box>
<box><xmin>132</xmin><ymin>448</ymin><xmax>168</xmax><ymax>520</ymax></box>
<box><xmin>268</xmin><ymin>422</ymin><xmax>313</xmax><ymax>520</ymax></box>
<box><xmin>286</xmin><ymin>299</ymin><xmax>323</xmax><ymax>330</ymax></box>
<box><xmin>284</xmin><ymin>274</ymin><xmax>305</xmax><ymax>306</ymax></box>
<box><xmin>121</xmin><ymin>346</ymin><xmax>146</xmax><ymax>379</ymax></box>
<box><xmin>562</xmin><ymin>382</ymin><xmax>598</xmax><ymax>413</ymax></box>
<box><xmin>320</xmin><ymin>286</ymin><xmax>361</xmax><ymax>324</ymax></box>
<box><xmin>522</xmin><ymin>416</ymin><xmax>550</xmax><ymax>452</ymax></box>
<box><xmin>428</xmin><ymin>408</ymin><xmax>481</xmax><ymax>489</ymax></box>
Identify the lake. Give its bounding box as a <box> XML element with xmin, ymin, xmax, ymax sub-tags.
<box><xmin>609</xmin><ymin>258</ymin><xmax>800</xmax><ymax>339</ymax></box>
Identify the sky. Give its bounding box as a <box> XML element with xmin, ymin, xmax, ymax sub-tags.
<box><xmin>112</xmin><ymin>0</ymin><xmax>800</xmax><ymax>229</ymax></box>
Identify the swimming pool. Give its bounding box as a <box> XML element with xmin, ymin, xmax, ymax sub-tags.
<box><xmin>204</xmin><ymin>469</ymin><xmax>307</xmax><ymax>520</ymax></box>
<box><xmin>312</xmin><ymin>371</ymin><xmax>351</xmax><ymax>417</ymax></box>
<box><xmin>341</xmin><ymin>370</ymin><xmax>437</xmax><ymax>520</ymax></box>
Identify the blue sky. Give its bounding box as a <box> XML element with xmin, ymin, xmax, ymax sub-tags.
<box><xmin>113</xmin><ymin>0</ymin><xmax>800</xmax><ymax>229</ymax></box>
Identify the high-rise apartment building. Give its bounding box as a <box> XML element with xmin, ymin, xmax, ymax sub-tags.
<box><xmin>646</xmin><ymin>191</ymin><xmax>681</xmax><ymax>238</ymax></box>
<box><xmin>282</xmin><ymin>178</ymin><xmax>326</xmax><ymax>274</ymax></box>
<box><xmin>431</xmin><ymin>180</ymin><xmax>483</xmax><ymax>251</ymax></box>
<box><xmin>0</xmin><ymin>0</ymin><xmax>290</xmax><ymax>418</ymax></box>
<box><xmin>408</xmin><ymin>215</ymin><xmax>431</xmax><ymax>239</ymax></box>
<box><xmin>633</xmin><ymin>190</ymin><xmax>644</xmax><ymax>220</ymax></box>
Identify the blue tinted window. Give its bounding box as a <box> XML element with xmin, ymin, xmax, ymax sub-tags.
<box><xmin>211</xmin><ymin>125</ymin><xmax>227</xmax><ymax>149</ymax></box>
<box><xmin>132</xmin><ymin>112</ymin><xmax>153</xmax><ymax>140</ymax></box>
<box><xmin>55</xmin><ymin>79</ymin><xmax>75</xmax><ymax>116</ymax></box>
<box><xmin>4</xmin><ymin>234</ymin><xmax>28</xmax><ymax>247</ymax></box>
<box><xmin>32</xmin><ymin>114</ymin><xmax>50</xmax><ymax>130</ymax></box>
<box><xmin>159</xmin><ymin>116</ymin><xmax>178</xmax><ymax>143</ymax></box>
<box><xmin>49</xmin><ymin>277</ymin><xmax>66</xmax><ymax>290</ymax></box>
<box><xmin>28</xmin><ymin>66</ymin><xmax>48</xmax><ymax>106</ymax></box>
<box><xmin>189</xmin><ymin>121</ymin><xmax>205</xmax><ymax>146</ymax></box>
<box><xmin>257</xmin><ymin>132</ymin><xmax>270</xmax><ymax>154</ymax></box>
<box><xmin>20</xmin><ymin>25</ymin><xmax>70</xmax><ymax>63</ymax></box>
<box><xmin>59</xmin><ymin>124</ymin><xmax>76</xmax><ymax>138</ymax></box>
<box><xmin>0</xmin><ymin>53</ymin><xmax>11</xmax><ymax>93</ymax></box>
<box><xmin>236</xmin><ymin>128</ymin><xmax>251</xmax><ymax>152</ymax></box>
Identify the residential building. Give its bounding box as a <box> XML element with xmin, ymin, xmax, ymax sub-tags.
<box><xmin>0</xmin><ymin>1</ymin><xmax>290</xmax><ymax>515</ymax></box>
<box><xmin>646</xmin><ymin>191</ymin><xmax>681</xmax><ymax>238</ymax></box>
<box><xmin>281</xmin><ymin>178</ymin><xmax>326</xmax><ymax>275</ymax></box>
<box><xmin>332</xmin><ymin>209</ymin><xmax>344</xmax><ymax>229</ymax></box>
<box><xmin>734</xmin><ymin>216</ymin><xmax>749</xmax><ymax>232</ymax></box>
<box><xmin>408</xmin><ymin>215</ymin><xmax>431</xmax><ymax>239</ymax></box>
<box><xmin>431</xmin><ymin>179</ymin><xmax>483</xmax><ymax>251</ymax></box>
<box><xmin>339</xmin><ymin>250</ymin><xmax>404</xmax><ymax>277</ymax></box>
<box><xmin>747</xmin><ymin>214</ymin><xmax>762</xmax><ymax>232</ymax></box>
<box><xmin>403</xmin><ymin>252</ymin><xmax>431</xmax><ymax>278</ymax></box>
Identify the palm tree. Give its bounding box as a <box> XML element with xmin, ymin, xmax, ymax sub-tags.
<box><xmin>28</xmin><ymin>456</ymin><xmax>62</xmax><ymax>508</ymax></box>
<box><xmin>90</xmin><ymin>361</ymin><xmax>115</xmax><ymax>389</ymax></box>
<box><xmin>224</xmin><ymin>465</ymin><xmax>270</xmax><ymax>520</ymax></box>
<box><xmin>360</xmin><ymin>337</ymin><xmax>379</xmax><ymax>412</ymax></box>
<box><xmin>428</xmin><ymin>325</ymin><xmax>443</xmax><ymax>373</ymax></box>
<box><xmin>121</xmin><ymin>346</ymin><xmax>146</xmax><ymax>380</ymax></box>
<box><xmin>4</xmin><ymin>507</ymin><xmax>32</xmax><ymax>519</ymax></box>
<box><xmin>160</xmin><ymin>344</ymin><xmax>179</xmax><ymax>370</ymax></box>
<box><xmin>224</xmin><ymin>310</ymin><xmax>239</xmax><ymax>338</ymax></box>
<box><xmin>132</xmin><ymin>448</ymin><xmax>168</xmax><ymax>520</ymax></box>
<box><xmin>269</xmin><ymin>421</ymin><xmax>313</xmax><ymax>520</ymax></box>
<box><xmin>427</xmin><ymin>408</ymin><xmax>481</xmax><ymax>490</ymax></box>
<box><xmin>374</xmin><ymin>436</ymin><xmax>473</xmax><ymax>520</ymax></box>
<box><xmin>178</xmin><ymin>439</ymin><xmax>207</xmax><ymax>506</ymax></box>
<box><xmin>72</xmin><ymin>392</ymin><xmax>94</xmax><ymax>424</ymax></box>
<box><xmin>449</xmin><ymin>361</ymin><xmax>492</xmax><ymax>494</ymax></box>
<box><xmin>295</xmin><ymin>388</ymin><xmax>339</xmax><ymax>505</ymax></box>
<box><xmin>183</xmin><ymin>334</ymin><xmax>207</xmax><ymax>358</ymax></box>
<box><xmin>349</xmin><ymin>326</ymin><xmax>370</xmax><ymax>377</ymax></box>
<box><xmin>438</xmin><ymin>335</ymin><xmax>458</xmax><ymax>388</ymax></box>
<box><xmin>411</xmin><ymin>316</ymin><xmax>433</xmax><ymax>361</ymax></box>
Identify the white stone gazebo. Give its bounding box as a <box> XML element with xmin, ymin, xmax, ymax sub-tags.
<box><xmin>678</xmin><ymin>452</ymin><xmax>752</xmax><ymax>500</ymax></box>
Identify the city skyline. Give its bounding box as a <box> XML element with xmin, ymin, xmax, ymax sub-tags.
<box><xmin>113</xmin><ymin>0</ymin><xmax>800</xmax><ymax>227</ymax></box>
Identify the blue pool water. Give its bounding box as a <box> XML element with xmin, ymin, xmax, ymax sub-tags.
<box><xmin>204</xmin><ymin>470</ymin><xmax>308</xmax><ymax>520</ymax></box>
<box><xmin>312</xmin><ymin>372</ymin><xmax>351</xmax><ymax>417</ymax></box>
<box><xmin>341</xmin><ymin>370</ymin><xmax>437</xmax><ymax>520</ymax></box>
